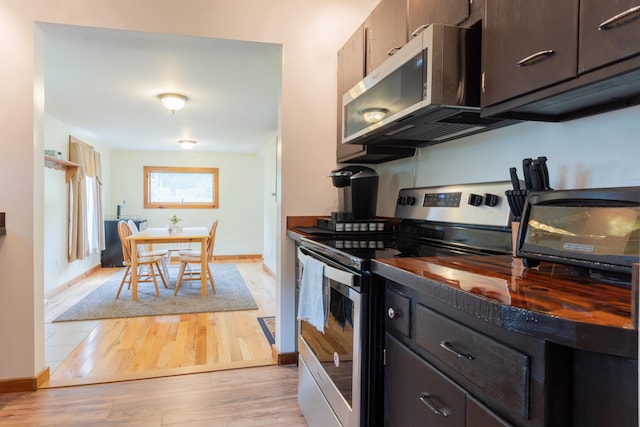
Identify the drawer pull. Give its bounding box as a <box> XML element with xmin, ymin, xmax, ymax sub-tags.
<box><xmin>516</xmin><ymin>50</ymin><xmax>554</xmax><ymax>67</ymax></box>
<box><xmin>439</xmin><ymin>341</ymin><xmax>474</xmax><ymax>360</ymax></box>
<box><xmin>599</xmin><ymin>6</ymin><xmax>640</xmax><ymax>30</ymax></box>
<box><xmin>386</xmin><ymin>46</ymin><xmax>402</xmax><ymax>56</ymax></box>
<box><xmin>419</xmin><ymin>392</ymin><xmax>451</xmax><ymax>417</ymax></box>
<box><xmin>387</xmin><ymin>307</ymin><xmax>399</xmax><ymax>319</ymax></box>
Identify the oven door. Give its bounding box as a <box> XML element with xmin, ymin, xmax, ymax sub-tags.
<box><xmin>297</xmin><ymin>247</ymin><xmax>363</xmax><ymax>427</ymax></box>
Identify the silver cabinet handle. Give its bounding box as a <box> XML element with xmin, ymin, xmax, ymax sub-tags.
<box><xmin>386</xmin><ymin>46</ymin><xmax>402</xmax><ymax>56</ymax></box>
<box><xmin>387</xmin><ymin>307</ymin><xmax>398</xmax><ymax>319</ymax></box>
<box><xmin>439</xmin><ymin>341</ymin><xmax>474</xmax><ymax>360</ymax></box>
<box><xmin>516</xmin><ymin>49</ymin><xmax>554</xmax><ymax>67</ymax></box>
<box><xmin>411</xmin><ymin>24</ymin><xmax>429</xmax><ymax>38</ymax></box>
<box><xmin>419</xmin><ymin>392</ymin><xmax>451</xmax><ymax>417</ymax></box>
<box><xmin>599</xmin><ymin>5</ymin><xmax>640</xmax><ymax>30</ymax></box>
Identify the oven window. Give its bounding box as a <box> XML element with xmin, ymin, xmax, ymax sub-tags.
<box><xmin>300</xmin><ymin>283</ymin><xmax>355</xmax><ymax>406</ymax></box>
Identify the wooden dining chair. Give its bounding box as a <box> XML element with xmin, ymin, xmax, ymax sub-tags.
<box><xmin>127</xmin><ymin>219</ymin><xmax>170</xmax><ymax>279</ymax></box>
<box><xmin>174</xmin><ymin>220</ymin><xmax>218</xmax><ymax>296</ymax></box>
<box><xmin>116</xmin><ymin>220</ymin><xmax>168</xmax><ymax>299</ymax></box>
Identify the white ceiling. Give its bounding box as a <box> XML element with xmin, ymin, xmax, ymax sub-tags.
<box><xmin>42</xmin><ymin>23</ymin><xmax>282</xmax><ymax>154</ymax></box>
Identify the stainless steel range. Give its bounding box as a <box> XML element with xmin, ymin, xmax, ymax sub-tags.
<box><xmin>296</xmin><ymin>182</ymin><xmax>516</xmax><ymax>427</ymax></box>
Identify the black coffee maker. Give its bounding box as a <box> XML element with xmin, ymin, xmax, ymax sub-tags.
<box><xmin>329</xmin><ymin>166</ymin><xmax>379</xmax><ymax>221</ymax></box>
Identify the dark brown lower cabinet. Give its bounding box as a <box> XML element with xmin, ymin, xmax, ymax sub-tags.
<box><xmin>382</xmin><ymin>278</ymin><xmax>637</xmax><ymax>427</ymax></box>
<box><xmin>385</xmin><ymin>334</ymin><xmax>510</xmax><ymax>427</ymax></box>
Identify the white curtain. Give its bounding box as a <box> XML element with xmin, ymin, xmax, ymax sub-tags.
<box><xmin>68</xmin><ymin>137</ymin><xmax>105</xmax><ymax>261</ymax></box>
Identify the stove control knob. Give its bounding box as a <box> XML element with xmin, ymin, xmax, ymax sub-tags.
<box><xmin>406</xmin><ymin>196</ymin><xmax>416</xmax><ymax>205</ymax></box>
<box><xmin>484</xmin><ymin>193</ymin><xmax>499</xmax><ymax>207</ymax></box>
<box><xmin>397</xmin><ymin>196</ymin><xmax>403</xmax><ymax>205</ymax></box>
<box><xmin>468</xmin><ymin>193</ymin><xmax>483</xmax><ymax>206</ymax></box>
<box><xmin>388</xmin><ymin>308</ymin><xmax>399</xmax><ymax>319</ymax></box>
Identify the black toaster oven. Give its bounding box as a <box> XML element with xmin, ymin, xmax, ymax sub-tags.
<box><xmin>515</xmin><ymin>186</ymin><xmax>640</xmax><ymax>278</ymax></box>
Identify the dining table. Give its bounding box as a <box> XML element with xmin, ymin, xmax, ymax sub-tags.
<box><xmin>127</xmin><ymin>226</ymin><xmax>210</xmax><ymax>301</ymax></box>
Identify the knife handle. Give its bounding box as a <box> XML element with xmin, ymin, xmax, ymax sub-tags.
<box><xmin>530</xmin><ymin>161</ymin><xmax>542</xmax><ymax>191</ymax></box>
<box><xmin>509</xmin><ymin>167</ymin><xmax>521</xmax><ymax>191</ymax></box>
<box><xmin>522</xmin><ymin>158</ymin><xmax>533</xmax><ymax>190</ymax></box>
<box><xmin>537</xmin><ymin>156</ymin><xmax>551</xmax><ymax>190</ymax></box>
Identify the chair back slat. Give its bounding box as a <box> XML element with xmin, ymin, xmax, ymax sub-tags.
<box><xmin>206</xmin><ymin>220</ymin><xmax>218</xmax><ymax>261</ymax></box>
<box><xmin>117</xmin><ymin>220</ymin><xmax>133</xmax><ymax>265</ymax></box>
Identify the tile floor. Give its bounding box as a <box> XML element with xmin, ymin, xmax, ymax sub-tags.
<box><xmin>44</xmin><ymin>321</ymin><xmax>99</xmax><ymax>372</ymax></box>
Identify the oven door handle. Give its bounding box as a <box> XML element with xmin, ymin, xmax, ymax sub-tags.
<box><xmin>297</xmin><ymin>247</ymin><xmax>355</xmax><ymax>287</ymax></box>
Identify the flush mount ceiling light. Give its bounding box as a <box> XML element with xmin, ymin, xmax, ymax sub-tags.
<box><xmin>361</xmin><ymin>108</ymin><xmax>389</xmax><ymax>124</ymax></box>
<box><xmin>159</xmin><ymin>93</ymin><xmax>188</xmax><ymax>113</ymax></box>
<box><xmin>178</xmin><ymin>139</ymin><xmax>196</xmax><ymax>151</ymax></box>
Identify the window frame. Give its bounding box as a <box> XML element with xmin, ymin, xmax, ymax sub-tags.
<box><xmin>143</xmin><ymin>166</ymin><xmax>219</xmax><ymax>209</ymax></box>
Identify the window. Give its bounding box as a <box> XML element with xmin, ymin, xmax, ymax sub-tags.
<box><xmin>144</xmin><ymin>166</ymin><xmax>219</xmax><ymax>209</ymax></box>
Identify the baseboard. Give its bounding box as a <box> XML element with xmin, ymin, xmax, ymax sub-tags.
<box><xmin>271</xmin><ymin>345</ymin><xmax>297</xmax><ymax>365</ymax></box>
<box><xmin>262</xmin><ymin>263</ymin><xmax>275</xmax><ymax>278</ymax></box>
<box><xmin>45</xmin><ymin>264</ymin><xmax>102</xmax><ymax>300</ymax></box>
<box><xmin>0</xmin><ymin>367</ymin><xmax>50</xmax><ymax>393</ymax></box>
<box><xmin>213</xmin><ymin>254</ymin><xmax>262</xmax><ymax>262</ymax></box>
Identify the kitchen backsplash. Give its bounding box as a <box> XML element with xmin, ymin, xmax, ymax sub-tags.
<box><xmin>371</xmin><ymin>104</ymin><xmax>640</xmax><ymax>217</ymax></box>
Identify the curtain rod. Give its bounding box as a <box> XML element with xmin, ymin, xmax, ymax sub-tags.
<box><xmin>69</xmin><ymin>135</ymin><xmax>94</xmax><ymax>150</ymax></box>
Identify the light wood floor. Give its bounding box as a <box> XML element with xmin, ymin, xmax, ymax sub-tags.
<box><xmin>43</xmin><ymin>260</ymin><xmax>278</xmax><ymax>388</ymax></box>
<box><xmin>0</xmin><ymin>365</ymin><xmax>306</xmax><ymax>426</ymax></box>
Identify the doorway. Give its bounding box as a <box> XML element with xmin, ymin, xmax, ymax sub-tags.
<box><xmin>40</xmin><ymin>23</ymin><xmax>282</xmax><ymax>387</ymax></box>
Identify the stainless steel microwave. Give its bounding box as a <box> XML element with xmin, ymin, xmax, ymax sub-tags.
<box><xmin>515</xmin><ymin>186</ymin><xmax>640</xmax><ymax>277</ymax></box>
<box><xmin>341</xmin><ymin>24</ymin><xmax>518</xmax><ymax>147</ymax></box>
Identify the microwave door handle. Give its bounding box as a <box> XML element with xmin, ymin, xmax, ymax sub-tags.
<box><xmin>411</xmin><ymin>24</ymin><xmax>429</xmax><ymax>38</ymax></box>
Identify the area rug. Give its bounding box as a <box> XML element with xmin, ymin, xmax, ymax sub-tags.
<box><xmin>257</xmin><ymin>316</ymin><xmax>276</xmax><ymax>345</ymax></box>
<box><xmin>53</xmin><ymin>263</ymin><xmax>258</xmax><ymax>322</ymax></box>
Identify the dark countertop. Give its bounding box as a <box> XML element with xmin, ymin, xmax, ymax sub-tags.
<box><xmin>286</xmin><ymin>216</ymin><xmax>320</xmax><ymax>241</ymax></box>
<box><xmin>286</xmin><ymin>216</ymin><xmax>637</xmax><ymax>359</ymax></box>
<box><xmin>373</xmin><ymin>256</ymin><xmax>637</xmax><ymax>359</ymax></box>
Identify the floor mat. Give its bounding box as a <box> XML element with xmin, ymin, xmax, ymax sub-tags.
<box><xmin>257</xmin><ymin>316</ymin><xmax>276</xmax><ymax>345</ymax></box>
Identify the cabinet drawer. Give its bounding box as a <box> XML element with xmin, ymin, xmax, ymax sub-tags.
<box><xmin>385</xmin><ymin>334</ymin><xmax>466</xmax><ymax>426</ymax></box>
<box><xmin>385</xmin><ymin>289</ymin><xmax>411</xmax><ymax>337</ymax></box>
<box><xmin>415</xmin><ymin>305</ymin><xmax>529</xmax><ymax>418</ymax></box>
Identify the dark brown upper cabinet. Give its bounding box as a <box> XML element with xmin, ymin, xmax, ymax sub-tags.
<box><xmin>366</xmin><ymin>0</ymin><xmax>408</xmax><ymax>74</ymax></box>
<box><xmin>337</xmin><ymin>24</ymin><xmax>368</xmax><ymax>162</ymax></box>
<box><xmin>407</xmin><ymin>0</ymin><xmax>470</xmax><ymax>39</ymax></box>
<box><xmin>579</xmin><ymin>0</ymin><xmax>640</xmax><ymax>73</ymax></box>
<box><xmin>337</xmin><ymin>24</ymin><xmax>415</xmax><ymax>164</ymax></box>
<box><xmin>481</xmin><ymin>0</ymin><xmax>640</xmax><ymax>120</ymax></box>
<box><xmin>481</xmin><ymin>0</ymin><xmax>580</xmax><ymax>108</ymax></box>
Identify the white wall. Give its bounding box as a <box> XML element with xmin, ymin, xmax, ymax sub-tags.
<box><xmin>261</xmin><ymin>134</ymin><xmax>278</xmax><ymax>273</ymax></box>
<box><xmin>109</xmin><ymin>150</ymin><xmax>264</xmax><ymax>256</ymax></box>
<box><xmin>373</xmin><ymin>105</ymin><xmax>640</xmax><ymax>217</ymax></box>
<box><xmin>43</xmin><ymin>114</ymin><xmax>111</xmax><ymax>294</ymax></box>
<box><xmin>0</xmin><ymin>0</ymin><xmax>378</xmax><ymax>380</ymax></box>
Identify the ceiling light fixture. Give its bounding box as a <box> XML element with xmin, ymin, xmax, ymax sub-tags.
<box><xmin>361</xmin><ymin>108</ymin><xmax>389</xmax><ymax>124</ymax></box>
<box><xmin>159</xmin><ymin>93</ymin><xmax>188</xmax><ymax>113</ymax></box>
<box><xmin>178</xmin><ymin>139</ymin><xmax>196</xmax><ymax>151</ymax></box>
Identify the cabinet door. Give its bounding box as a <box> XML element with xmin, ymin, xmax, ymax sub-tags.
<box><xmin>579</xmin><ymin>0</ymin><xmax>640</xmax><ymax>73</ymax></box>
<box><xmin>467</xmin><ymin>396</ymin><xmax>512</xmax><ymax>427</ymax></box>
<box><xmin>385</xmin><ymin>334</ymin><xmax>466</xmax><ymax>427</ymax></box>
<box><xmin>366</xmin><ymin>0</ymin><xmax>408</xmax><ymax>74</ymax></box>
<box><xmin>407</xmin><ymin>0</ymin><xmax>470</xmax><ymax>38</ymax></box>
<box><xmin>337</xmin><ymin>24</ymin><xmax>367</xmax><ymax>161</ymax></box>
<box><xmin>481</xmin><ymin>0</ymin><xmax>579</xmax><ymax>107</ymax></box>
